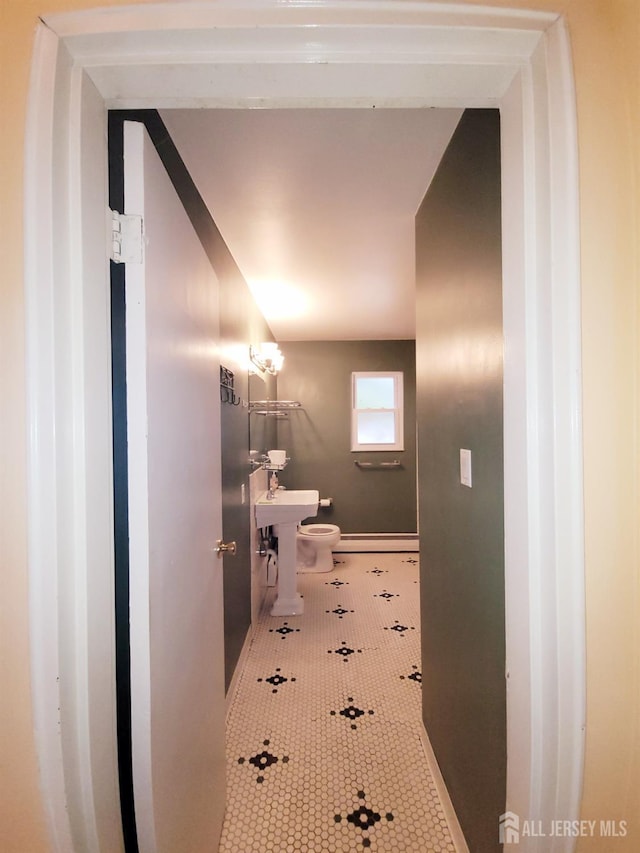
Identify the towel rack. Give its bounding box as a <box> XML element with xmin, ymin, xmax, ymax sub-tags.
<box><xmin>354</xmin><ymin>459</ymin><xmax>402</xmax><ymax>469</ymax></box>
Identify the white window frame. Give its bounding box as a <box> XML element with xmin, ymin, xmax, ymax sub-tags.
<box><xmin>351</xmin><ymin>371</ymin><xmax>404</xmax><ymax>452</ymax></box>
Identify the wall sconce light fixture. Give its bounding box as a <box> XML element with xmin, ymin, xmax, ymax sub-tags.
<box><xmin>250</xmin><ymin>342</ymin><xmax>284</xmax><ymax>375</ymax></box>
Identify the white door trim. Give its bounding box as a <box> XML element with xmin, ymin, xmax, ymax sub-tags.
<box><xmin>25</xmin><ymin>4</ymin><xmax>585</xmax><ymax>851</ymax></box>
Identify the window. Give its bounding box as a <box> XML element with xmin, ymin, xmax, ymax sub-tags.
<box><xmin>351</xmin><ymin>371</ymin><xmax>404</xmax><ymax>452</ymax></box>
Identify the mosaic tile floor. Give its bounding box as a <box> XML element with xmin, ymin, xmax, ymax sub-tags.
<box><xmin>220</xmin><ymin>552</ymin><xmax>460</xmax><ymax>853</ymax></box>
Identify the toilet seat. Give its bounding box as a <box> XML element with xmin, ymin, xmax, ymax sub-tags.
<box><xmin>298</xmin><ymin>523</ymin><xmax>340</xmax><ymax>539</ymax></box>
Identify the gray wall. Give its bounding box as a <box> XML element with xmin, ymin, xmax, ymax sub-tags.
<box><xmin>416</xmin><ymin>109</ymin><xmax>505</xmax><ymax>851</ymax></box>
<box><xmin>276</xmin><ymin>340</ymin><xmax>417</xmax><ymax>534</ymax></box>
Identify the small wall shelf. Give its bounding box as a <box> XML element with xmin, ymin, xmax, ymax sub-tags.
<box><xmin>263</xmin><ymin>459</ymin><xmax>290</xmax><ymax>472</ymax></box>
<box><xmin>249</xmin><ymin>455</ymin><xmax>290</xmax><ymax>471</ymax></box>
<box><xmin>249</xmin><ymin>400</ymin><xmax>303</xmax><ymax>417</ymax></box>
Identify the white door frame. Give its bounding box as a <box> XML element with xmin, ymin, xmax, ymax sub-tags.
<box><xmin>25</xmin><ymin>3</ymin><xmax>584</xmax><ymax>851</ymax></box>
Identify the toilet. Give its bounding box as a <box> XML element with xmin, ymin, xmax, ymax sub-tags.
<box><xmin>296</xmin><ymin>523</ymin><xmax>341</xmax><ymax>573</ymax></box>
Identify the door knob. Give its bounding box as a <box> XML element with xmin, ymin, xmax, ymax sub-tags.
<box><xmin>215</xmin><ymin>539</ymin><xmax>237</xmax><ymax>558</ymax></box>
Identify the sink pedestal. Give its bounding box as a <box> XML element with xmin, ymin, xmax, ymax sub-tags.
<box><xmin>271</xmin><ymin>521</ymin><xmax>304</xmax><ymax>616</ymax></box>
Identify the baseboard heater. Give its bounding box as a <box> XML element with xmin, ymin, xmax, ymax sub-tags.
<box><xmin>335</xmin><ymin>533</ymin><xmax>419</xmax><ymax>553</ymax></box>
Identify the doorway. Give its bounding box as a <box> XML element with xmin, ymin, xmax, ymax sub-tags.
<box><xmin>24</xmin><ymin>4</ymin><xmax>585</xmax><ymax>851</ymax></box>
<box><xmin>131</xmin><ymin>105</ymin><xmax>502</xmax><ymax>851</ymax></box>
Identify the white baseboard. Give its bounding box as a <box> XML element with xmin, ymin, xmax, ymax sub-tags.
<box><xmin>334</xmin><ymin>534</ymin><xmax>419</xmax><ymax>553</ymax></box>
<box><xmin>418</xmin><ymin>723</ymin><xmax>470</xmax><ymax>853</ymax></box>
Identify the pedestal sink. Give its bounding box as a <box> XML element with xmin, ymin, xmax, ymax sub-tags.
<box><xmin>255</xmin><ymin>489</ymin><xmax>319</xmax><ymax>616</ymax></box>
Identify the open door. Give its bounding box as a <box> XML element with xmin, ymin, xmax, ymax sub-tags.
<box><xmin>123</xmin><ymin>121</ymin><xmax>226</xmax><ymax>852</ymax></box>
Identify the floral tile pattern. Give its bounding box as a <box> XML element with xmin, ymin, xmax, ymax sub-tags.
<box><xmin>220</xmin><ymin>552</ymin><xmax>457</xmax><ymax>852</ymax></box>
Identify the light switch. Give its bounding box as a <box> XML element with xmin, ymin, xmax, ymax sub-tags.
<box><xmin>460</xmin><ymin>448</ymin><xmax>472</xmax><ymax>487</ymax></box>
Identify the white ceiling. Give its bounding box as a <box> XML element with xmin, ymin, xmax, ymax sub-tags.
<box><xmin>161</xmin><ymin>108</ymin><xmax>462</xmax><ymax>341</ymax></box>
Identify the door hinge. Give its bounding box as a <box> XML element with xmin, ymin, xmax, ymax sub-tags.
<box><xmin>109</xmin><ymin>209</ymin><xmax>143</xmax><ymax>264</ymax></box>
